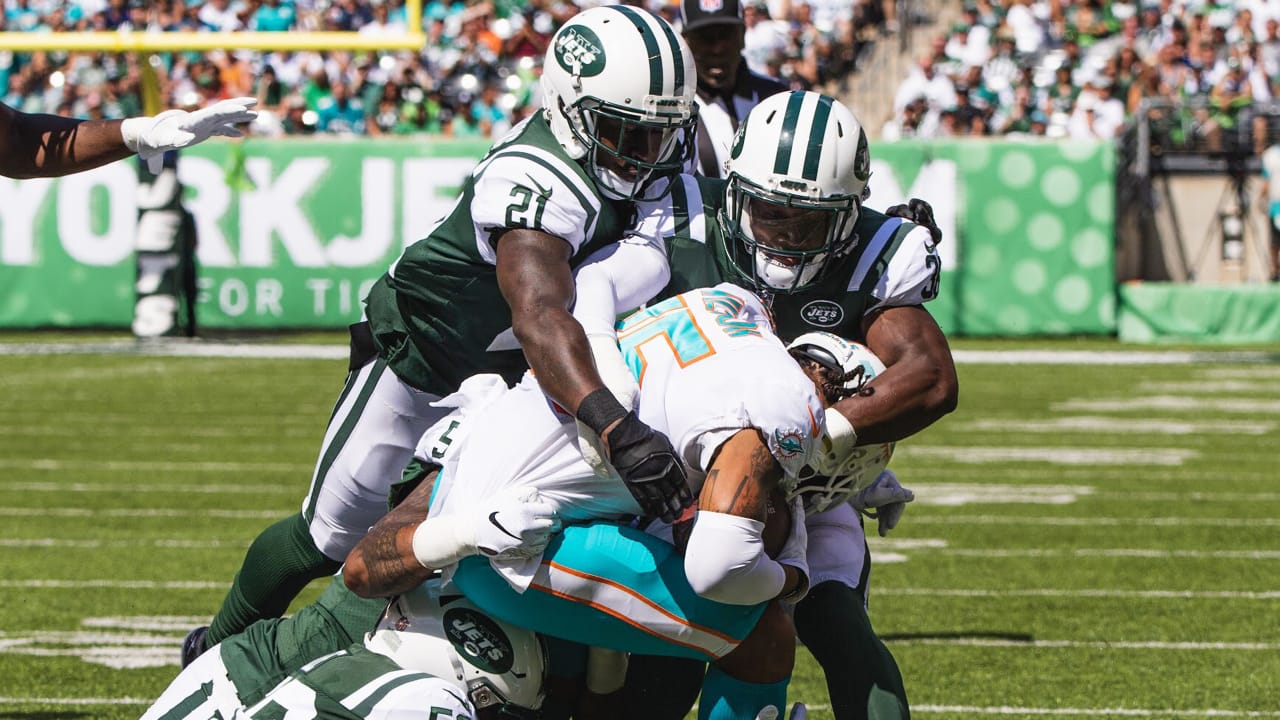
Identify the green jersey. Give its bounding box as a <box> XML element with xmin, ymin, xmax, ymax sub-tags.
<box><xmin>657</xmin><ymin>175</ymin><xmax>941</xmax><ymax>343</ymax></box>
<box><xmin>365</xmin><ymin>114</ymin><xmax>632</xmax><ymax>395</ymax></box>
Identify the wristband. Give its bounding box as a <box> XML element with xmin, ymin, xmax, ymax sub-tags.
<box><xmin>410</xmin><ymin>515</ymin><xmax>477</xmax><ymax>569</ymax></box>
<box><xmin>576</xmin><ymin>387</ymin><xmax>629</xmax><ymax>436</ymax></box>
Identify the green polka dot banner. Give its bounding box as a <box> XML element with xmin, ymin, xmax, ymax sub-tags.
<box><xmin>872</xmin><ymin>140</ymin><xmax>1116</xmax><ymax>336</ymax></box>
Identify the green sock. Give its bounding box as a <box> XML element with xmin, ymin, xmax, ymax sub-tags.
<box><xmin>206</xmin><ymin>513</ymin><xmax>342</xmax><ymax>646</ymax></box>
<box><xmin>793</xmin><ymin>581</ymin><xmax>909</xmax><ymax>720</ymax></box>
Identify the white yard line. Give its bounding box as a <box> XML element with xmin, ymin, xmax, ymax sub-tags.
<box><xmin>1</xmin><ymin>481</ymin><xmax>297</xmax><ymax>495</ymax></box>
<box><xmin>912</xmin><ymin>706</ymin><xmax>1280</xmax><ymax>717</ymax></box>
<box><xmin>878</xmin><ymin>588</ymin><xmax>1280</xmax><ymax>599</ymax></box>
<box><xmin>905</xmin><ymin>447</ymin><xmax>1197</xmax><ymax>466</ymax></box>
<box><xmin>966</xmin><ymin>416</ymin><xmax>1275</xmax><ymax>435</ymax></box>
<box><xmin>0</xmin><ymin>458</ymin><xmax>308</xmax><ymax>472</ymax></box>
<box><xmin>0</xmin><ymin>580</ymin><xmax>224</xmax><ymax>589</ymax></box>
<box><xmin>904</xmin><ymin>515</ymin><xmax>1280</xmax><ymax>527</ymax></box>
<box><xmin>893</xmin><ymin>638</ymin><xmax>1280</xmax><ymax>650</ymax></box>
<box><xmin>0</xmin><ymin>507</ymin><xmax>283</xmax><ymax>519</ymax></box>
<box><xmin>1055</xmin><ymin>395</ymin><xmax>1280</xmax><ymax>413</ymax></box>
<box><xmin>0</xmin><ymin>343</ymin><xmax>1274</xmax><ymax>365</ymax></box>
<box><xmin>0</xmin><ymin>538</ymin><xmax>237</xmax><ymax>548</ymax></box>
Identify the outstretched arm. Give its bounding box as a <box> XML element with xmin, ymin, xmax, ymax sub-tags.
<box><xmin>0</xmin><ymin>98</ymin><xmax>256</xmax><ymax>179</ymax></box>
<box><xmin>0</xmin><ymin>102</ymin><xmax>133</xmax><ymax>179</ymax></box>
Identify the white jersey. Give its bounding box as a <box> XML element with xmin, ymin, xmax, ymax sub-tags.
<box><xmin>423</xmin><ymin>284</ymin><xmax>825</xmax><ymax>587</ymax></box>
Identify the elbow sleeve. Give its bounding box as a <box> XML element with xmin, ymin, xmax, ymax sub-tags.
<box><xmin>684</xmin><ymin>511</ymin><xmax>785</xmax><ymax>605</ymax></box>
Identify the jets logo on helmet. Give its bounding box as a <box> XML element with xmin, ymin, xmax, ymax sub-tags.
<box><xmin>554</xmin><ymin>27</ymin><xmax>606</xmax><ymax>78</ymax></box>
<box><xmin>541</xmin><ymin>5</ymin><xmax>697</xmax><ymax>201</ymax></box>
<box><xmin>721</xmin><ymin>91</ymin><xmax>871</xmax><ymax>294</ymax></box>
<box><xmin>445</xmin><ymin>608</ymin><xmax>516</xmax><ymax>674</ymax></box>
<box><xmin>854</xmin><ymin>132</ymin><xmax>871</xmax><ymax>183</ymax></box>
<box><xmin>368</xmin><ymin>581</ymin><xmax>548</xmax><ymax>718</ymax></box>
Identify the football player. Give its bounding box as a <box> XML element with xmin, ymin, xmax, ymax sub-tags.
<box><xmin>344</xmin><ymin>283</ymin><xmax>859</xmax><ymax>720</ymax></box>
<box><xmin>189</xmin><ymin>5</ymin><xmax>702</xmax><ymax>661</ymax></box>
<box><xmin>141</xmin><ymin>578</ymin><xmax>547</xmax><ymax>720</ymax></box>
<box><xmin>0</xmin><ymin>98</ymin><xmax>256</xmax><ymax>178</ymax></box>
<box><xmin>614</xmin><ymin>90</ymin><xmax>957</xmax><ymax>720</ymax></box>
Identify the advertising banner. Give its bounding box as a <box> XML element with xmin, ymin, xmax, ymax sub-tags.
<box><xmin>0</xmin><ymin>137</ymin><xmax>1114</xmax><ymax>336</ymax></box>
<box><xmin>867</xmin><ymin>139</ymin><xmax>1116</xmax><ymax>336</ymax></box>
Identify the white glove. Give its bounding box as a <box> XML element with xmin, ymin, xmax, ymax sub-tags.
<box><xmin>576</xmin><ymin>333</ymin><xmax>640</xmax><ymax>478</ymax></box>
<box><xmin>411</xmin><ymin>489</ymin><xmax>560</xmax><ymax>568</ymax></box>
<box><xmin>472</xmin><ymin>488</ymin><xmax>561</xmax><ymax>559</ymax></box>
<box><xmin>849</xmin><ymin>469</ymin><xmax>914</xmax><ymax>537</ymax></box>
<box><xmin>121</xmin><ymin>97</ymin><xmax>258</xmax><ymax>173</ymax></box>
<box><xmin>775</xmin><ymin>495</ymin><xmax>809</xmax><ymax>603</ymax></box>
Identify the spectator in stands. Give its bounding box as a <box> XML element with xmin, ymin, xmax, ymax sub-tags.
<box><xmin>316</xmin><ymin>80</ymin><xmax>366</xmax><ymax>134</ymax></box>
<box><xmin>894</xmin><ymin>53</ymin><xmax>957</xmax><ymax>117</ymax></box>
<box><xmin>946</xmin><ymin>4</ymin><xmax>991</xmax><ymax>68</ymax></box>
<box><xmin>742</xmin><ymin>0</ymin><xmax>789</xmax><ymax>78</ymax></box>
<box><xmin>251</xmin><ymin>0</ymin><xmax>295</xmax><ymax>31</ymax></box>
<box><xmin>199</xmin><ymin>0</ymin><xmax>243</xmax><ymax>31</ymax></box>
<box><xmin>1004</xmin><ymin>0</ymin><xmax>1044</xmax><ymax>56</ymax></box>
<box><xmin>881</xmin><ymin>94</ymin><xmax>928</xmax><ymax>139</ymax></box>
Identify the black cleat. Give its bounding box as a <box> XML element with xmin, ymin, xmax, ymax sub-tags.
<box><xmin>180</xmin><ymin>625</ymin><xmax>209</xmax><ymax>668</ymax></box>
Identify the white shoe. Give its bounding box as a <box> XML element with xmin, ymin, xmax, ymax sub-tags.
<box><xmin>754</xmin><ymin>706</ymin><xmax>779</xmax><ymax>720</ymax></box>
<box><xmin>789</xmin><ymin>702</ymin><xmax>808</xmax><ymax>720</ymax></box>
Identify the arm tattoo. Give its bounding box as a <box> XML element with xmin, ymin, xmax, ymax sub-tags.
<box><xmin>352</xmin><ymin>472</ymin><xmax>438</xmax><ymax>596</ymax></box>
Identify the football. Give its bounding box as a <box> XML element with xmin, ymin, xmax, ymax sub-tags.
<box><xmin>762</xmin><ymin>487</ymin><xmax>792</xmax><ymax>558</ymax></box>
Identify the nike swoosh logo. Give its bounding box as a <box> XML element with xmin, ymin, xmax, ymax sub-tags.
<box><xmin>488</xmin><ymin>512</ymin><xmax>522</xmax><ymax>541</ymax></box>
<box><xmin>525</xmin><ymin>173</ymin><xmax>552</xmax><ymax>197</ymax></box>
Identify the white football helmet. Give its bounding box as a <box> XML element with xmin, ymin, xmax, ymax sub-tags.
<box><xmin>786</xmin><ymin>331</ymin><xmax>895</xmax><ymax>515</ymax></box>
<box><xmin>541</xmin><ymin>5</ymin><xmax>698</xmax><ymax>201</ymax></box>
<box><xmin>722</xmin><ymin>91</ymin><xmax>871</xmax><ymax>294</ymax></box>
<box><xmin>366</xmin><ymin>580</ymin><xmax>547</xmax><ymax>718</ymax></box>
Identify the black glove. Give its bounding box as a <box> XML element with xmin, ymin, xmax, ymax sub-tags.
<box><xmin>603</xmin><ymin>412</ymin><xmax>694</xmax><ymax>523</ymax></box>
<box><xmin>886</xmin><ymin>198</ymin><xmax>943</xmax><ymax>244</ymax></box>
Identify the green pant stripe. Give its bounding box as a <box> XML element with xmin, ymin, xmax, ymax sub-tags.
<box><xmin>157</xmin><ymin>685</ymin><xmax>211</xmax><ymax>720</ymax></box>
<box><xmin>347</xmin><ymin>672</ymin><xmax>433</xmax><ymax>716</ymax></box>
<box><xmin>801</xmin><ymin>94</ymin><xmax>834</xmax><ymax>181</ymax></box>
<box><xmin>304</xmin><ymin>357</ymin><xmax>388</xmax><ymax>522</ymax></box>
<box><xmin>773</xmin><ymin>91</ymin><xmax>805</xmax><ymax>176</ymax></box>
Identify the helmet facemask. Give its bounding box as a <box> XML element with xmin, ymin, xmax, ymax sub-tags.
<box><xmin>722</xmin><ymin>172</ymin><xmax>859</xmax><ymax>294</ymax></box>
<box><xmin>563</xmin><ymin>95</ymin><xmax>696</xmax><ymax>201</ymax></box>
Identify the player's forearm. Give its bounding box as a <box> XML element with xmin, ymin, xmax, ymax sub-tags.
<box><xmin>832</xmin><ymin>354</ymin><xmax>957</xmax><ymax>443</ymax></box>
<box><xmin>518</xmin><ymin>305</ymin><xmax>611</xmax><ymax>414</ymax></box>
<box><xmin>343</xmin><ymin>523</ymin><xmax>432</xmax><ymax>597</ymax></box>
<box><xmin>2</xmin><ymin>112</ymin><xmax>133</xmax><ymax>179</ymax></box>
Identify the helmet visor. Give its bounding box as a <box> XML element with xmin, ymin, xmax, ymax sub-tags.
<box><xmin>577</xmin><ymin>97</ymin><xmax>696</xmax><ymax>187</ymax></box>
<box><xmin>742</xmin><ymin>197</ymin><xmax>834</xmax><ymax>258</ymax></box>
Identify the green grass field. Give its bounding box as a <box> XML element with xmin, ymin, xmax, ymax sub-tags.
<box><xmin>1</xmin><ymin>335</ymin><xmax>1277</xmax><ymax>719</ymax></box>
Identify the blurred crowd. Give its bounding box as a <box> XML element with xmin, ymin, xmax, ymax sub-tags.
<box><xmin>0</xmin><ymin>0</ymin><xmax>898</xmax><ymax>138</ymax></box>
<box><xmin>883</xmin><ymin>0</ymin><xmax>1279</xmax><ymax>151</ymax></box>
